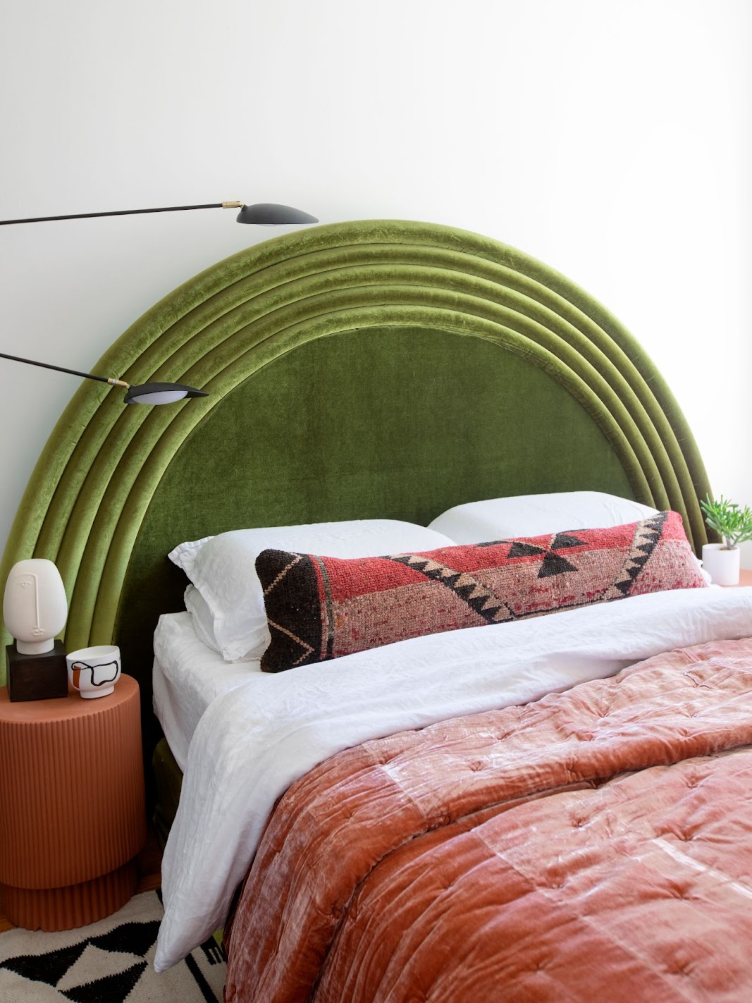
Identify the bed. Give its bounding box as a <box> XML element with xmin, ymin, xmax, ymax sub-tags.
<box><xmin>2</xmin><ymin>219</ymin><xmax>751</xmax><ymax>1001</ymax></box>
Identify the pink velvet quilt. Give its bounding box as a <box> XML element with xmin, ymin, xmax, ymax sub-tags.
<box><xmin>224</xmin><ymin>637</ymin><xmax>752</xmax><ymax>1002</ymax></box>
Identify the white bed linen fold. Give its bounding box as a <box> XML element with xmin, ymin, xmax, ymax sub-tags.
<box><xmin>153</xmin><ymin>612</ymin><xmax>261</xmax><ymax>770</ymax></box>
<box><xmin>154</xmin><ymin>587</ymin><xmax>752</xmax><ymax>971</ymax></box>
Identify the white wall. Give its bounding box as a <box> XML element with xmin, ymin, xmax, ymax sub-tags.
<box><xmin>1</xmin><ymin>0</ymin><xmax>750</xmax><ymax>558</ymax></box>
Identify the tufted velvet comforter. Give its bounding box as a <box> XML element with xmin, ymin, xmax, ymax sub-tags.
<box><xmin>224</xmin><ymin>637</ymin><xmax>752</xmax><ymax>1002</ymax></box>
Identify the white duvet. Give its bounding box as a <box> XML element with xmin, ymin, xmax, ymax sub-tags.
<box><xmin>153</xmin><ymin>586</ymin><xmax>752</xmax><ymax>971</ymax></box>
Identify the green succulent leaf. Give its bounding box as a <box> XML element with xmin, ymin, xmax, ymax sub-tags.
<box><xmin>700</xmin><ymin>494</ymin><xmax>752</xmax><ymax>548</ymax></box>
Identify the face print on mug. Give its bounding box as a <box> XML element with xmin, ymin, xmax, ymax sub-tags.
<box><xmin>66</xmin><ymin>645</ymin><xmax>121</xmax><ymax>699</ymax></box>
<box><xmin>69</xmin><ymin>659</ymin><xmax>119</xmax><ymax>689</ymax></box>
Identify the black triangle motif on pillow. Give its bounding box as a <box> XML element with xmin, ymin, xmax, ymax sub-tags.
<box><xmin>551</xmin><ymin>533</ymin><xmax>586</xmax><ymax>550</ymax></box>
<box><xmin>537</xmin><ymin>552</ymin><xmax>578</xmax><ymax>578</ymax></box>
<box><xmin>507</xmin><ymin>541</ymin><xmax>547</xmax><ymax>558</ymax></box>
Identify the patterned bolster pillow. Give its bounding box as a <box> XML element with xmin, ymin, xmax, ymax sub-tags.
<box><xmin>255</xmin><ymin>511</ymin><xmax>706</xmax><ymax>673</ymax></box>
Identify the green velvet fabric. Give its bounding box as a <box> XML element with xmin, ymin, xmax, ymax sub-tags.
<box><xmin>119</xmin><ymin>326</ymin><xmax>635</xmax><ymax>709</ymax></box>
<box><xmin>0</xmin><ymin>221</ymin><xmax>713</xmax><ymax>718</ymax></box>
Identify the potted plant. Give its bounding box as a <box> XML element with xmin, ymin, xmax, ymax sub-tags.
<box><xmin>699</xmin><ymin>494</ymin><xmax>752</xmax><ymax>585</ymax></box>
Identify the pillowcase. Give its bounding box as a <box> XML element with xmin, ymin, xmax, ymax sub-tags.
<box><xmin>256</xmin><ymin>511</ymin><xmax>707</xmax><ymax>673</ymax></box>
<box><xmin>428</xmin><ymin>491</ymin><xmax>660</xmax><ymax>543</ymax></box>
<box><xmin>169</xmin><ymin>520</ymin><xmax>458</xmax><ymax>662</ymax></box>
<box><xmin>183</xmin><ymin>585</ymin><xmax>223</xmax><ymax>655</ymax></box>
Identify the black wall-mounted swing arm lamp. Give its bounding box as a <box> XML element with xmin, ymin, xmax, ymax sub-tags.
<box><xmin>0</xmin><ymin>195</ymin><xmax>318</xmax><ymax>402</ymax></box>
<box><xmin>0</xmin><ymin>201</ymin><xmax>318</xmax><ymax>227</ymax></box>
<box><xmin>0</xmin><ymin>351</ymin><xmax>208</xmax><ymax>405</ymax></box>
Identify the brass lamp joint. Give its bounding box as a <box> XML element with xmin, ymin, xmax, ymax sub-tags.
<box><xmin>221</xmin><ymin>201</ymin><xmax>243</xmax><ymax>209</ymax></box>
<box><xmin>107</xmin><ymin>378</ymin><xmax>131</xmax><ymax>388</ymax></box>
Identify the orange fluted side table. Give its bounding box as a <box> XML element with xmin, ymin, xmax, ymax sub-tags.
<box><xmin>0</xmin><ymin>674</ymin><xmax>146</xmax><ymax>930</ymax></box>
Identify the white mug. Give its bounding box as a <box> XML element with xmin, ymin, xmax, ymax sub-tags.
<box><xmin>66</xmin><ymin>645</ymin><xmax>121</xmax><ymax>699</ymax></box>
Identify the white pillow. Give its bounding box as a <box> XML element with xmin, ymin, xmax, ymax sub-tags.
<box><xmin>183</xmin><ymin>585</ymin><xmax>223</xmax><ymax>655</ymax></box>
<box><xmin>428</xmin><ymin>491</ymin><xmax>660</xmax><ymax>543</ymax></box>
<box><xmin>169</xmin><ymin>520</ymin><xmax>457</xmax><ymax>662</ymax></box>
<box><xmin>428</xmin><ymin>490</ymin><xmax>713</xmax><ymax>586</ymax></box>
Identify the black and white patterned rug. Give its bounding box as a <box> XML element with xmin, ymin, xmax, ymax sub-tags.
<box><xmin>0</xmin><ymin>890</ymin><xmax>225</xmax><ymax>1002</ymax></box>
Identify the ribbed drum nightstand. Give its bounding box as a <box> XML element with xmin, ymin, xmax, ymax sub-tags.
<box><xmin>0</xmin><ymin>674</ymin><xmax>146</xmax><ymax>930</ymax></box>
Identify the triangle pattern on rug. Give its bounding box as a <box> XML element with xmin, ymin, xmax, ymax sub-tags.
<box><xmin>90</xmin><ymin>920</ymin><xmax>160</xmax><ymax>958</ymax></box>
<box><xmin>60</xmin><ymin>960</ymin><xmax>147</xmax><ymax>1003</ymax></box>
<box><xmin>0</xmin><ymin>892</ymin><xmax>225</xmax><ymax>1003</ymax></box>
<box><xmin>1</xmin><ymin>942</ymin><xmax>88</xmax><ymax>987</ymax></box>
<box><xmin>57</xmin><ymin>943</ymin><xmax>141</xmax><ymax>992</ymax></box>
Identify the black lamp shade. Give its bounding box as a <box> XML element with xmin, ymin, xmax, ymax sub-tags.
<box><xmin>123</xmin><ymin>382</ymin><xmax>208</xmax><ymax>405</ymax></box>
<box><xmin>236</xmin><ymin>203</ymin><xmax>318</xmax><ymax>226</ymax></box>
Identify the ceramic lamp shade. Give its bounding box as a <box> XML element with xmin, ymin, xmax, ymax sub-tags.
<box><xmin>3</xmin><ymin>559</ymin><xmax>68</xmax><ymax>654</ymax></box>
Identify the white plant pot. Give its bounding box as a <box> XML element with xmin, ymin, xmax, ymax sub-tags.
<box><xmin>701</xmin><ymin>543</ymin><xmax>741</xmax><ymax>586</ymax></box>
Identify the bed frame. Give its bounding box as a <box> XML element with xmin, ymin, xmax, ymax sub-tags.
<box><xmin>0</xmin><ymin>219</ymin><xmax>713</xmax><ymax>776</ymax></box>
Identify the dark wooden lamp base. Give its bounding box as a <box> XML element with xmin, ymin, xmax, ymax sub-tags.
<box><xmin>5</xmin><ymin>642</ymin><xmax>68</xmax><ymax>702</ymax></box>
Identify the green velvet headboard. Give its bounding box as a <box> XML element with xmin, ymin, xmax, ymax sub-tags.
<box><xmin>0</xmin><ymin>219</ymin><xmax>712</xmax><ymax>738</ymax></box>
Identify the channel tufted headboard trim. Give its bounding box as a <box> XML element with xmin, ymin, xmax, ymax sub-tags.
<box><xmin>0</xmin><ymin>220</ymin><xmax>711</xmax><ymax>689</ymax></box>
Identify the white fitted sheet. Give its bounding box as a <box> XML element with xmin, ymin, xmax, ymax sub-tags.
<box><xmin>152</xmin><ymin>611</ymin><xmax>260</xmax><ymax>771</ymax></box>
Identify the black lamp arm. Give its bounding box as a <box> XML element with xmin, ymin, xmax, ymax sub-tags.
<box><xmin>0</xmin><ymin>351</ymin><xmax>127</xmax><ymax>387</ymax></box>
<box><xmin>0</xmin><ymin>202</ymin><xmax>243</xmax><ymax>226</ymax></box>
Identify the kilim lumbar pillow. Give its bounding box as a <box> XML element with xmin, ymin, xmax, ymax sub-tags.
<box><xmin>255</xmin><ymin>511</ymin><xmax>706</xmax><ymax>673</ymax></box>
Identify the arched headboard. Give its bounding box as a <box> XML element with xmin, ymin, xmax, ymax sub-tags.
<box><xmin>0</xmin><ymin>220</ymin><xmax>712</xmax><ymax>727</ymax></box>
